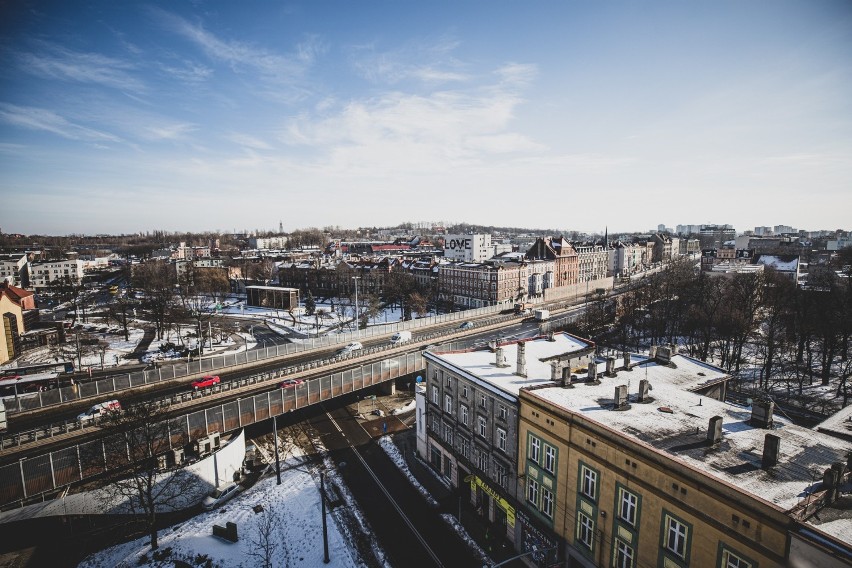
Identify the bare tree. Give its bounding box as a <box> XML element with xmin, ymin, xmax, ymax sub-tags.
<box><xmin>134</xmin><ymin>261</ymin><xmax>178</xmax><ymax>341</ymax></box>
<box><xmin>89</xmin><ymin>401</ymin><xmax>195</xmax><ymax>551</ymax></box>
<box><xmin>244</xmin><ymin>501</ymin><xmax>282</xmax><ymax>568</ymax></box>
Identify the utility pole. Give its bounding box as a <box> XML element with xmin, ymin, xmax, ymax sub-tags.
<box><xmin>320</xmin><ymin>470</ymin><xmax>330</xmax><ymax>563</ymax></box>
<box><xmin>273</xmin><ymin>415</ymin><xmax>281</xmax><ymax>485</ymax></box>
<box><xmin>352</xmin><ymin>276</ymin><xmax>361</xmax><ymax>335</ymax></box>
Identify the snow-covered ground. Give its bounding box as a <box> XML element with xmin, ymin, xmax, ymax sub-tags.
<box><xmin>78</xmin><ymin>456</ymin><xmax>363</xmax><ymax>568</ymax></box>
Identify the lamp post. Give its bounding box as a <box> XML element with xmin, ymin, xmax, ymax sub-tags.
<box><xmin>320</xmin><ymin>469</ymin><xmax>330</xmax><ymax>563</ymax></box>
<box><xmin>352</xmin><ymin>276</ymin><xmax>361</xmax><ymax>335</ymax></box>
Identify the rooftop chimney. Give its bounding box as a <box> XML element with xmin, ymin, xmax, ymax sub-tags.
<box><xmin>762</xmin><ymin>434</ymin><xmax>780</xmax><ymax>469</ymax></box>
<box><xmin>750</xmin><ymin>400</ymin><xmax>774</xmax><ymax>429</ymax></box>
<box><xmin>614</xmin><ymin>385</ymin><xmax>628</xmax><ymax>410</ymax></box>
<box><xmin>495</xmin><ymin>347</ymin><xmax>508</xmax><ymax>368</ymax></box>
<box><xmin>649</xmin><ymin>345</ymin><xmax>658</xmax><ymax>360</ymax></box>
<box><xmin>547</xmin><ymin>331</ymin><xmax>555</xmax><ymax>342</ymax></box>
<box><xmin>606</xmin><ymin>357</ymin><xmax>616</xmax><ymax>377</ymax></box>
<box><xmin>588</xmin><ymin>362</ymin><xmax>598</xmax><ymax>382</ymax></box>
<box><xmin>638</xmin><ymin>379</ymin><xmax>650</xmax><ymax>402</ymax></box>
<box><xmin>516</xmin><ymin>342</ymin><xmax>527</xmax><ymax>377</ymax></box>
<box><xmin>623</xmin><ymin>351</ymin><xmax>632</xmax><ymax>371</ymax></box>
<box><xmin>562</xmin><ymin>366</ymin><xmax>573</xmax><ymax>388</ymax></box>
<box><xmin>707</xmin><ymin>416</ymin><xmax>723</xmax><ymax>445</ymax></box>
<box><xmin>551</xmin><ymin>360</ymin><xmax>561</xmax><ymax>382</ymax></box>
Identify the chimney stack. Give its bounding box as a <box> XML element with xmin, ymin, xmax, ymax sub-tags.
<box><xmin>707</xmin><ymin>416</ymin><xmax>723</xmax><ymax>445</ymax></box>
<box><xmin>495</xmin><ymin>347</ymin><xmax>508</xmax><ymax>368</ymax></box>
<box><xmin>750</xmin><ymin>400</ymin><xmax>774</xmax><ymax>429</ymax></box>
<box><xmin>623</xmin><ymin>351</ymin><xmax>631</xmax><ymax>371</ymax></box>
<box><xmin>649</xmin><ymin>345</ymin><xmax>658</xmax><ymax>360</ymax></box>
<box><xmin>562</xmin><ymin>366</ymin><xmax>573</xmax><ymax>387</ymax></box>
<box><xmin>606</xmin><ymin>357</ymin><xmax>616</xmax><ymax>377</ymax></box>
<box><xmin>762</xmin><ymin>434</ymin><xmax>780</xmax><ymax>469</ymax></box>
<box><xmin>638</xmin><ymin>379</ymin><xmax>650</xmax><ymax>402</ymax></box>
<box><xmin>614</xmin><ymin>385</ymin><xmax>629</xmax><ymax>409</ymax></box>
<box><xmin>588</xmin><ymin>362</ymin><xmax>597</xmax><ymax>382</ymax></box>
<box><xmin>547</xmin><ymin>331</ymin><xmax>555</xmax><ymax>342</ymax></box>
<box><xmin>516</xmin><ymin>342</ymin><xmax>527</xmax><ymax>377</ymax></box>
<box><xmin>823</xmin><ymin>466</ymin><xmax>842</xmax><ymax>504</ymax></box>
<box><xmin>551</xmin><ymin>360</ymin><xmax>561</xmax><ymax>382</ymax></box>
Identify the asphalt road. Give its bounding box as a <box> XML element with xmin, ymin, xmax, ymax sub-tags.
<box><xmin>309</xmin><ymin>405</ymin><xmax>481</xmax><ymax>568</ymax></box>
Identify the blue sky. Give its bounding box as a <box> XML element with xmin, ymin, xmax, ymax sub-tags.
<box><xmin>1</xmin><ymin>1</ymin><xmax>850</xmax><ymax>235</ymax></box>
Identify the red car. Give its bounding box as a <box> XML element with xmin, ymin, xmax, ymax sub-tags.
<box><xmin>279</xmin><ymin>379</ymin><xmax>305</xmax><ymax>389</ymax></box>
<box><xmin>192</xmin><ymin>375</ymin><xmax>221</xmax><ymax>389</ymax></box>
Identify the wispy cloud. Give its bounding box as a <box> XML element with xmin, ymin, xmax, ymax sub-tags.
<box><xmin>228</xmin><ymin>133</ymin><xmax>272</xmax><ymax>150</ymax></box>
<box><xmin>16</xmin><ymin>42</ymin><xmax>145</xmax><ymax>92</ymax></box>
<box><xmin>0</xmin><ymin>103</ymin><xmax>120</xmax><ymax>143</ymax></box>
<box><xmin>151</xmin><ymin>7</ymin><xmax>322</xmax><ymax>83</ymax></box>
<box><xmin>158</xmin><ymin>59</ymin><xmax>213</xmax><ymax>83</ymax></box>
<box><xmin>350</xmin><ymin>37</ymin><xmax>470</xmax><ymax>85</ymax></box>
<box><xmin>143</xmin><ymin>122</ymin><xmax>196</xmax><ymax>141</ymax></box>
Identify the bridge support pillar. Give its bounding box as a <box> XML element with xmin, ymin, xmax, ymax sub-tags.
<box><xmin>378</xmin><ymin>381</ymin><xmax>396</xmax><ymax>396</ymax></box>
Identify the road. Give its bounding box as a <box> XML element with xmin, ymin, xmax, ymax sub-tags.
<box><xmin>308</xmin><ymin>404</ymin><xmax>482</xmax><ymax>568</ymax></box>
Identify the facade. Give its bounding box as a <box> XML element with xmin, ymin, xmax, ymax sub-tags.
<box><xmin>678</xmin><ymin>238</ymin><xmax>701</xmax><ymax>256</ymax></box>
<box><xmin>0</xmin><ymin>283</ymin><xmax>34</xmax><ymax>364</ymax></box>
<box><xmin>422</xmin><ymin>334</ymin><xmax>596</xmax><ymax>550</ymax></box>
<box><xmin>443</xmin><ymin>234</ymin><xmax>493</xmax><ymax>263</ymax></box>
<box><xmin>612</xmin><ymin>242</ymin><xmax>643</xmax><ymax>277</ymax></box>
<box><xmin>245</xmin><ymin>285</ymin><xmax>298</xmax><ymax>310</ymax></box>
<box><xmin>573</xmin><ymin>244</ymin><xmax>610</xmax><ymax>282</ymax></box>
<box><xmin>650</xmin><ymin>233</ymin><xmax>673</xmax><ymax>263</ymax></box>
<box><xmin>250</xmin><ymin>236</ymin><xmax>289</xmax><ymax>250</ymax></box>
<box><xmin>28</xmin><ymin>259</ymin><xmax>84</xmax><ymax>290</ymax></box>
<box><xmin>438</xmin><ymin>261</ymin><xmax>523</xmax><ymax>308</ymax></box>
<box><xmin>0</xmin><ymin>254</ymin><xmax>28</xmax><ymax>287</ymax></box>
<box><xmin>517</xmin><ymin>350</ymin><xmax>852</xmax><ymax>568</ymax></box>
<box><xmin>526</xmin><ymin>237</ymin><xmax>579</xmax><ymax>287</ymax></box>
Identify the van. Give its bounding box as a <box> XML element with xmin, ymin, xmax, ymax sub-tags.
<box><xmin>389</xmin><ymin>331</ymin><xmax>412</xmax><ymax>345</ymax></box>
<box><xmin>77</xmin><ymin>400</ymin><xmax>121</xmax><ymax>423</ymax></box>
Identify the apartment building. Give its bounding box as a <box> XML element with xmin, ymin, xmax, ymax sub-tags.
<box><xmin>526</xmin><ymin>237</ymin><xmax>579</xmax><ymax>287</ymax></box>
<box><xmin>573</xmin><ymin>244</ymin><xmax>609</xmax><ymax>281</ymax></box>
<box><xmin>420</xmin><ymin>334</ymin><xmax>596</xmax><ymax>547</ymax></box>
<box><xmin>27</xmin><ymin>259</ymin><xmax>84</xmax><ymax>291</ymax></box>
<box><xmin>443</xmin><ymin>234</ymin><xmax>493</xmax><ymax>263</ymax></box>
<box><xmin>518</xmin><ymin>349</ymin><xmax>852</xmax><ymax>568</ymax></box>
<box><xmin>0</xmin><ymin>283</ymin><xmax>35</xmax><ymax>364</ymax></box>
<box><xmin>0</xmin><ymin>253</ymin><xmax>28</xmax><ymax>287</ymax></box>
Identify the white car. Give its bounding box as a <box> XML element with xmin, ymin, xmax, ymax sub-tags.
<box><xmin>339</xmin><ymin>341</ymin><xmax>363</xmax><ymax>355</ymax></box>
<box><xmin>202</xmin><ymin>482</ymin><xmax>243</xmax><ymax>510</ymax></box>
<box><xmin>77</xmin><ymin>400</ymin><xmax>121</xmax><ymax>424</ymax></box>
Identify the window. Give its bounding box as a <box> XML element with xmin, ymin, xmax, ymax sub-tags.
<box><xmin>442</xmin><ymin>422</ymin><xmax>453</xmax><ymax>445</ymax></box>
<box><xmin>458</xmin><ymin>436</ymin><xmax>469</xmax><ymax>458</ymax></box>
<box><xmin>664</xmin><ymin>514</ymin><xmax>689</xmax><ymax>559</ymax></box>
<box><xmin>527</xmin><ymin>478</ymin><xmax>539</xmax><ymax>506</ymax></box>
<box><xmin>577</xmin><ymin>512</ymin><xmax>594</xmax><ymax>549</ymax></box>
<box><xmin>462</xmin><ymin>385</ymin><xmax>469</xmax><ymax>398</ymax></box>
<box><xmin>581</xmin><ymin>465</ymin><xmax>597</xmax><ymax>500</ymax></box>
<box><xmin>444</xmin><ymin>372</ymin><xmax>450</xmax><ymax>387</ymax></box>
<box><xmin>459</xmin><ymin>404</ymin><xmax>469</xmax><ymax>426</ymax></box>
<box><xmin>445</xmin><ymin>394</ymin><xmax>453</xmax><ymax>414</ymax></box>
<box><xmin>431</xmin><ymin>385</ymin><xmax>439</xmax><ymax>404</ymax></box>
<box><xmin>614</xmin><ymin>539</ymin><xmax>635</xmax><ymax>568</ymax></box>
<box><xmin>478</xmin><ymin>416</ymin><xmax>487</xmax><ymax>438</ymax></box>
<box><xmin>720</xmin><ymin>548</ymin><xmax>753</xmax><ymax>568</ymax></box>
<box><xmin>494</xmin><ymin>461</ymin><xmax>507</xmax><ymax>487</ymax></box>
<box><xmin>498</xmin><ymin>404</ymin><xmax>507</xmax><ymax>420</ymax></box>
<box><xmin>476</xmin><ymin>449</ymin><xmax>488</xmax><ymax>471</ymax></box>
<box><xmin>544</xmin><ymin>444</ymin><xmax>556</xmax><ymax>474</ymax></box>
<box><xmin>541</xmin><ymin>487</ymin><xmax>554</xmax><ymax>518</ymax></box>
<box><xmin>479</xmin><ymin>393</ymin><xmax>486</xmax><ymax>408</ymax></box>
<box><xmin>529</xmin><ymin>436</ymin><xmax>541</xmax><ymax>463</ymax></box>
<box><xmin>496</xmin><ymin>428</ymin><xmax>507</xmax><ymax>451</ymax></box>
<box><xmin>618</xmin><ymin>488</ymin><xmax>638</xmax><ymax>526</ymax></box>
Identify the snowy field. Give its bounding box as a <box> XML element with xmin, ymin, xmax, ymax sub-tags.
<box><xmin>78</xmin><ymin>458</ymin><xmax>363</xmax><ymax>568</ymax></box>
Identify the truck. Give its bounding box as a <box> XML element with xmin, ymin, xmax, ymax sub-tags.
<box><xmin>514</xmin><ymin>302</ymin><xmax>533</xmax><ymax>315</ymax></box>
<box><xmin>389</xmin><ymin>330</ymin><xmax>412</xmax><ymax>345</ymax></box>
<box><xmin>534</xmin><ymin>308</ymin><xmax>551</xmax><ymax>322</ymax></box>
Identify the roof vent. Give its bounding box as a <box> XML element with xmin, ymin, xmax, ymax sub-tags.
<box><xmin>516</xmin><ymin>341</ymin><xmax>527</xmax><ymax>377</ymax></box>
<box><xmin>761</xmin><ymin>433</ymin><xmax>780</xmax><ymax>469</ymax></box>
<box><xmin>707</xmin><ymin>416</ymin><xmax>723</xmax><ymax>445</ymax></box>
<box><xmin>750</xmin><ymin>400</ymin><xmax>774</xmax><ymax>429</ymax></box>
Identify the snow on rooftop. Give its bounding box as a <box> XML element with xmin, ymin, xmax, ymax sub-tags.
<box><xmin>530</xmin><ymin>355</ymin><xmax>851</xmax><ymax>513</ymax></box>
<box><xmin>427</xmin><ymin>333</ymin><xmax>593</xmax><ymax>399</ymax></box>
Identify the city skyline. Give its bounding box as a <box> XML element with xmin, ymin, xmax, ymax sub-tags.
<box><xmin>1</xmin><ymin>1</ymin><xmax>850</xmax><ymax>235</ymax></box>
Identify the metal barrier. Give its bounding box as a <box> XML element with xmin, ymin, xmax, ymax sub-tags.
<box><xmin>0</xmin><ymin>350</ymin><xmax>425</xmax><ymax>510</ymax></box>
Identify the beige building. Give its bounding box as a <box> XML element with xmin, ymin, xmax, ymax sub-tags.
<box><xmin>0</xmin><ymin>283</ymin><xmax>35</xmax><ymax>364</ymax></box>
<box><xmin>518</xmin><ymin>350</ymin><xmax>852</xmax><ymax>568</ymax></box>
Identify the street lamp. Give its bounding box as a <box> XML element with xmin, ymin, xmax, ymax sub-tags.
<box><xmin>352</xmin><ymin>276</ymin><xmax>361</xmax><ymax>335</ymax></box>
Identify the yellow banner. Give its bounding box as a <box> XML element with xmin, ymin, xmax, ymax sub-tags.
<box><xmin>466</xmin><ymin>474</ymin><xmax>516</xmax><ymax>528</ymax></box>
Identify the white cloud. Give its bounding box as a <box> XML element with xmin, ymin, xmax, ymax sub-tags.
<box><xmin>143</xmin><ymin>123</ymin><xmax>196</xmax><ymax>140</ymax></box>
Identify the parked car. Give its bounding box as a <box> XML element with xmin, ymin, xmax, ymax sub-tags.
<box><xmin>201</xmin><ymin>482</ymin><xmax>243</xmax><ymax>510</ymax></box>
<box><xmin>338</xmin><ymin>341</ymin><xmax>363</xmax><ymax>355</ymax></box>
<box><xmin>279</xmin><ymin>378</ymin><xmax>305</xmax><ymax>388</ymax></box>
<box><xmin>192</xmin><ymin>375</ymin><xmax>221</xmax><ymax>389</ymax></box>
<box><xmin>458</xmin><ymin>321</ymin><xmax>475</xmax><ymax>330</ymax></box>
<box><xmin>389</xmin><ymin>331</ymin><xmax>412</xmax><ymax>345</ymax></box>
<box><xmin>77</xmin><ymin>400</ymin><xmax>121</xmax><ymax>424</ymax></box>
